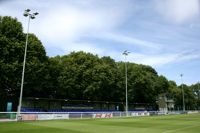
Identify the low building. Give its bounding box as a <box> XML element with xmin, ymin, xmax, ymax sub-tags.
<box><xmin>157</xmin><ymin>94</ymin><xmax>174</xmax><ymax>112</ymax></box>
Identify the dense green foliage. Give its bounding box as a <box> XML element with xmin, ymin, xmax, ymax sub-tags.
<box><xmin>0</xmin><ymin>16</ymin><xmax>200</xmax><ymax>111</ymax></box>
<box><xmin>1</xmin><ymin>114</ymin><xmax>200</xmax><ymax>133</ymax></box>
<box><xmin>0</xmin><ymin>16</ymin><xmax>47</xmax><ymax>110</ymax></box>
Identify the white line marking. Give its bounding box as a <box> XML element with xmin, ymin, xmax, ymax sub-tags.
<box><xmin>162</xmin><ymin>124</ymin><xmax>199</xmax><ymax>133</ymax></box>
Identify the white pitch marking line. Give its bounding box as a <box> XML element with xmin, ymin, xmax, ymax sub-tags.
<box><xmin>162</xmin><ymin>124</ymin><xmax>199</xmax><ymax>133</ymax></box>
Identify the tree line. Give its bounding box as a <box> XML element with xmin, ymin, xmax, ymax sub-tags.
<box><xmin>0</xmin><ymin>16</ymin><xmax>200</xmax><ymax>111</ymax></box>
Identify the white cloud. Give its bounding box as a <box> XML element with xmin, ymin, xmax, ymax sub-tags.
<box><xmin>27</xmin><ymin>1</ymin><xmax>132</xmax><ymax>53</ymax></box>
<box><xmin>1</xmin><ymin>0</ymin><xmax>200</xmax><ymax>85</ymax></box>
<box><xmin>100</xmin><ymin>33</ymin><xmax>162</xmax><ymax>50</ymax></box>
<box><xmin>132</xmin><ymin>51</ymin><xmax>200</xmax><ymax>67</ymax></box>
<box><xmin>154</xmin><ymin>0</ymin><xmax>200</xmax><ymax>24</ymax></box>
<box><xmin>1</xmin><ymin>0</ymin><xmax>200</xmax><ymax>67</ymax></box>
<box><xmin>110</xmin><ymin>50</ymin><xmax>200</xmax><ymax>67</ymax></box>
<box><xmin>37</xmin><ymin>7</ymin><xmax>118</xmax><ymax>43</ymax></box>
<box><xmin>61</xmin><ymin>42</ymin><xmax>105</xmax><ymax>55</ymax></box>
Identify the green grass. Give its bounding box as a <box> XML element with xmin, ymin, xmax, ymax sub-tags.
<box><xmin>1</xmin><ymin>114</ymin><xmax>200</xmax><ymax>133</ymax></box>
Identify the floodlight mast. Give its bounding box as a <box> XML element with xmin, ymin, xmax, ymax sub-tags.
<box><xmin>180</xmin><ymin>74</ymin><xmax>185</xmax><ymax>112</ymax></box>
<box><xmin>123</xmin><ymin>50</ymin><xmax>130</xmax><ymax>117</ymax></box>
<box><xmin>18</xmin><ymin>9</ymin><xmax>38</xmax><ymax>117</ymax></box>
<box><xmin>198</xmin><ymin>82</ymin><xmax>200</xmax><ymax>100</ymax></box>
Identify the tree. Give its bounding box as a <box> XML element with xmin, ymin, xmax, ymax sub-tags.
<box><xmin>57</xmin><ymin>52</ymin><xmax>100</xmax><ymax>100</ymax></box>
<box><xmin>190</xmin><ymin>83</ymin><xmax>200</xmax><ymax>109</ymax></box>
<box><xmin>22</xmin><ymin>34</ymin><xmax>48</xmax><ymax>97</ymax></box>
<box><xmin>129</xmin><ymin>64</ymin><xmax>157</xmax><ymax>104</ymax></box>
<box><xmin>116</xmin><ymin>62</ymin><xmax>169</xmax><ymax>109</ymax></box>
<box><xmin>0</xmin><ymin>16</ymin><xmax>25</xmax><ymax>111</ymax></box>
<box><xmin>42</xmin><ymin>56</ymin><xmax>63</xmax><ymax>98</ymax></box>
<box><xmin>3</xmin><ymin>16</ymin><xmax>199</xmax><ymax>111</ymax></box>
<box><xmin>0</xmin><ymin>16</ymin><xmax>48</xmax><ymax>111</ymax></box>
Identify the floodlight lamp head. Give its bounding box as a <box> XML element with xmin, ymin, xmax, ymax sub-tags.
<box><xmin>123</xmin><ymin>50</ymin><xmax>130</xmax><ymax>55</ymax></box>
<box><xmin>123</xmin><ymin>53</ymin><xmax>127</xmax><ymax>56</ymax></box>
<box><xmin>25</xmin><ymin>9</ymin><xmax>31</xmax><ymax>12</ymax></box>
<box><xmin>23</xmin><ymin>12</ymin><xmax>29</xmax><ymax>17</ymax></box>
<box><xmin>30</xmin><ymin>15</ymin><xmax>35</xmax><ymax>19</ymax></box>
<box><xmin>33</xmin><ymin>12</ymin><xmax>39</xmax><ymax>15</ymax></box>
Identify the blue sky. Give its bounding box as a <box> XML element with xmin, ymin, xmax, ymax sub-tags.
<box><xmin>0</xmin><ymin>0</ymin><xmax>200</xmax><ymax>85</ymax></box>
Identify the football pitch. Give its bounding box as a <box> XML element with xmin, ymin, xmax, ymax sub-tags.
<box><xmin>1</xmin><ymin>113</ymin><xmax>200</xmax><ymax>133</ymax></box>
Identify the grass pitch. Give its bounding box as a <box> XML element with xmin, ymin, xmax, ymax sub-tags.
<box><xmin>1</xmin><ymin>114</ymin><xmax>200</xmax><ymax>133</ymax></box>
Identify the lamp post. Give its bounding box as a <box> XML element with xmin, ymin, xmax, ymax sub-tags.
<box><xmin>198</xmin><ymin>82</ymin><xmax>200</xmax><ymax>110</ymax></box>
<box><xmin>180</xmin><ymin>74</ymin><xmax>185</xmax><ymax>112</ymax></box>
<box><xmin>123</xmin><ymin>50</ymin><xmax>130</xmax><ymax>117</ymax></box>
<box><xmin>18</xmin><ymin>9</ymin><xmax>39</xmax><ymax>116</ymax></box>
<box><xmin>198</xmin><ymin>82</ymin><xmax>200</xmax><ymax>99</ymax></box>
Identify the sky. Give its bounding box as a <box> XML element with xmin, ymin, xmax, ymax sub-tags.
<box><xmin>0</xmin><ymin>0</ymin><xmax>200</xmax><ymax>85</ymax></box>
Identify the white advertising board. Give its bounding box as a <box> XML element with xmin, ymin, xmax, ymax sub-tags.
<box><xmin>37</xmin><ymin>114</ymin><xmax>54</xmax><ymax>120</ymax></box>
<box><xmin>93</xmin><ymin>113</ymin><xmax>113</xmax><ymax>118</ymax></box>
<box><xmin>131</xmin><ymin>111</ymin><xmax>149</xmax><ymax>117</ymax></box>
<box><xmin>53</xmin><ymin>114</ymin><xmax>69</xmax><ymax>119</ymax></box>
<box><xmin>37</xmin><ymin>114</ymin><xmax>69</xmax><ymax>120</ymax></box>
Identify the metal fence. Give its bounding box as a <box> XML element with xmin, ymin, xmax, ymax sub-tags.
<box><xmin>0</xmin><ymin>111</ymin><xmax>199</xmax><ymax>122</ymax></box>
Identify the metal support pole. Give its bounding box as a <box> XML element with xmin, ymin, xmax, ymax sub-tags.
<box><xmin>125</xmin><ymin>56</ymin><xmax>128</xmax><ymax>116</ymax></box>
<box><xmin>18</xmin><ymin>10</ymin><xmax>38</xmax><ymax>118</ymax></box>
<box><xmin>123</xmin><ymin>50</ymin><xmax>130</xmax><ymax>117</ymax></box>
<box><xmin>180</xmin><ymin>74</ymin><xmax>185</xmax><ymax>112</ymax></box>
<box><xmin>18</xmin><ymin>15</ymin><xmax>30</xmax><ymax>115</ymax></box>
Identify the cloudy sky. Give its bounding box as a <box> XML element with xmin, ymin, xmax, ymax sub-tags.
<box><xmin>1</xmin><ymin>0</ymin><xmax>200</xmax><ymax>85</ymax></box>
